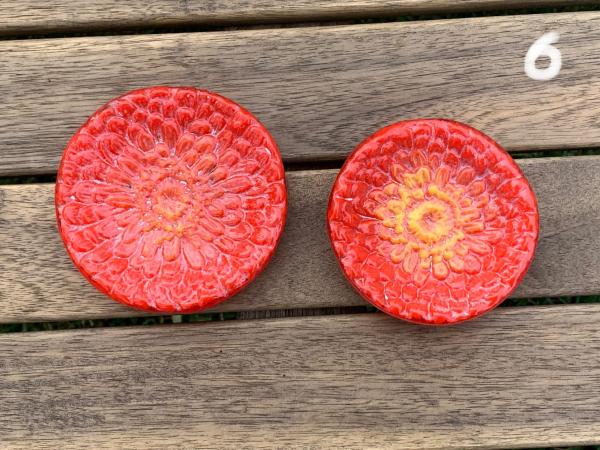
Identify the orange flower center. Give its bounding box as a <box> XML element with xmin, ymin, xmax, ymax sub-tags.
<box><xmin>136</xmin><ymin>172</ymin><xmax>199</xmax><ymax>241</ymax></box>
<box><xmin>152</xmin><ymin>183</ymin><xmax>190</xmax><ymax>221</ymax></box>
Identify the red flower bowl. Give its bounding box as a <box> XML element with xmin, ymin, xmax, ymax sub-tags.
<box><xmin>327</xmin><ymin>119</ymin><xmax>539</xmax><ymax>325</ymax></box>
<box><xmin>56</xmin><ymin>87</ymin><xmax>287</xmax><ymax>313</ymax></box>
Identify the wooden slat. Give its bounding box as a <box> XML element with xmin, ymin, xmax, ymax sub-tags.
<box><xmin>1</xmin><ymin>155</ymin><xmax>600</xmax><ymax>323</ymax></box>
<box><xmin>1</xmin><ymin>306</ymin><xmax>600</xmax><ymax>448</ymax></box>
<box><xmin>1</xmin><ymin>1</ymin><xmax>597</xmax><ymax>36</ymax></box>
<box><xmin>3</xmin><ymin>12</ymin><xmax>600</xmax><ymax>176</ymax></box>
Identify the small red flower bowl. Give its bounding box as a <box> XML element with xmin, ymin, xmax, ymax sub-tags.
<box><xmin>56</xmin><ymin>87</ymin><xmax>287</xmax><ymax>313</ymax></box>
<box><xmin>327</xmin><ymin>119</ymin><xmax>539</xmax><ymax>325</ymax></box>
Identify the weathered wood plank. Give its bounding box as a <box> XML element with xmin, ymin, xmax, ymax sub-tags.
<box><xmin>1</xmin><ymin>155</ymin><xmax>599</xmax><ymax>323</ymax></box>
<box><xmin>1</xmin><ymin>305</ymin><xmax>600</xmax><ymax>449</ymax></box>
<box><xmin>2</xmin><ymin>12</ymin><xmax>600</xmax><ymax>176</ymax></box>
<box><xmin>1</xmin><ymin>1</ymin><xmax>597</xmax><ymax>36</ymax></box>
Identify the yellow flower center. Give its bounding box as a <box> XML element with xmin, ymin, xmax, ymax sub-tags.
<box><xmin>373</xmin><ymin>166</ymin><xmax>482</xmax><ymax>275</ymax></box>
<box><xmin>406</xmin><ymin>201</ymin><xmax>453</xmax><ymax>245</ymax></box>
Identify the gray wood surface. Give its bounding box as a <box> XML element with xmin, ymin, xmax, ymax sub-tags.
<box><xmin>3</xmin><ymin>12</ymin><xmax>600</xmax><ymax>176</ymax></box>
<box><xmin>1</xmin><ymin>305</ymin><xmax>600</xmax><ymax>448</ymax></box>
<box><xmin>1</xmin><ymin>1</ymin><xmax>596</xmax><ymax>36</ymax></box>
<box><xmin>1</xmin><ymin>155</ymin><xmax>600</xmax><ymax>324</ymax></box>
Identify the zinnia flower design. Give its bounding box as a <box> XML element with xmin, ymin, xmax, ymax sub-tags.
<box><xmin>327</xmin><ymin>119</ymin><xmax>538</xmax><ymax>324</ymax></box>
<box><xmin>56</xmin><ymin>87</ymin><xmax>287</xmax><ymax>313</ymax></box>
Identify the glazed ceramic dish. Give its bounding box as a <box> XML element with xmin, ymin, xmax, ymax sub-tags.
<box><xmin>56</xmin><ymin>86</ymin><xmax>287</xmax><ymax>313</ymax></box>
<box><xmin>327</xmin><ymin>119</ymin><xmax>539</xmax><ymax>325</ymax></box>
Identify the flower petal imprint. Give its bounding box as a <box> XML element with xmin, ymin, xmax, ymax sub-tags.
<box><xmin>56</xmin><ymin>87</ymin><xmax>287</xmax><ymax>313</ymax></box>
<box><xmin>327</xmin><ymin>119</ymin><xmax>539</xmax><ymax>324</ymax></box>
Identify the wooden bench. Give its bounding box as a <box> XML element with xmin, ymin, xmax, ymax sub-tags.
<box><xmin>1</xmin><ymin>1</ymin><xmax>600</xmax><ymax>448</ymax></box>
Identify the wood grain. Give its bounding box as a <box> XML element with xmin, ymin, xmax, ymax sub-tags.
<box><xmin>1</xmin><ymin>305</ymin><xmax>600</xmax><ymax>448</ymax></box>
<box><xmin>1</xmin><ymin>1</ymin><xmax>597</xmax><ymax>36</ymax></box>
<box><xmin>3</xmin><ymin>12</ymin><xmax>600</xmax><ymax>176</ymax></box>
<box><xmin>1</xmin><ymin>155</ymin><xmax>600</xmax><ymax>324</ymax></box>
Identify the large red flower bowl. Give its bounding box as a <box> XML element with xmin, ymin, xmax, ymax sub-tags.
<box><xmin>327</xmin><ymin>119</ymin><xmax>539</xmax><ymax>325</ymax></box>
<box><xmin>56</xmin><ymin>87</ymin><xmax>287</xmax><ymax>313</ymax></box>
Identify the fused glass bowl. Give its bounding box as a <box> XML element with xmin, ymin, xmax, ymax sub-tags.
<box><xmin>56</xmin><ymin>87</ymin><xmax>287</xmax><ymax>313</ymax></box>
<box><xmin>327</xmin><ymin>119</ymin><xmax>539</xmax><ymax>324</ymax></box>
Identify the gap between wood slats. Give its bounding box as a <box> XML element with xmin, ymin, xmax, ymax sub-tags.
<box><xmin>1</xmin><ymin>1</ymin><xmax>600</xmax><ymax>37</ymax></box>
<box><xmin>1</xmin><ymin>155</ymin><xmax>599</xmax><ymax>324</ymax></box>
<box><xmin>0</xmin><ymin>305</ymin><xmax>599</xmax><ymax>449</ymax></box>
<box><xmin>2</xmin><ymin>12</ymin><xmax>600</xmax><ymax>176</ymax></box>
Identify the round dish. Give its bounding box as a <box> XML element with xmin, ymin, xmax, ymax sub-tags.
<box><xmin>56</xmin><ymin>87</ymin><xmax>287</xmax><ymax>313</ymax></box>
<box><xmin>327</xmin><ymin>119</ymin><xmax>538</xmax><ymax>324</ymax></box>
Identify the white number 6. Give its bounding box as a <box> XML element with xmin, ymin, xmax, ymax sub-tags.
<box><xmin>524</xmin><ymin>32</ymin><xmax>561</xmax><ymax>81</ymax></box>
